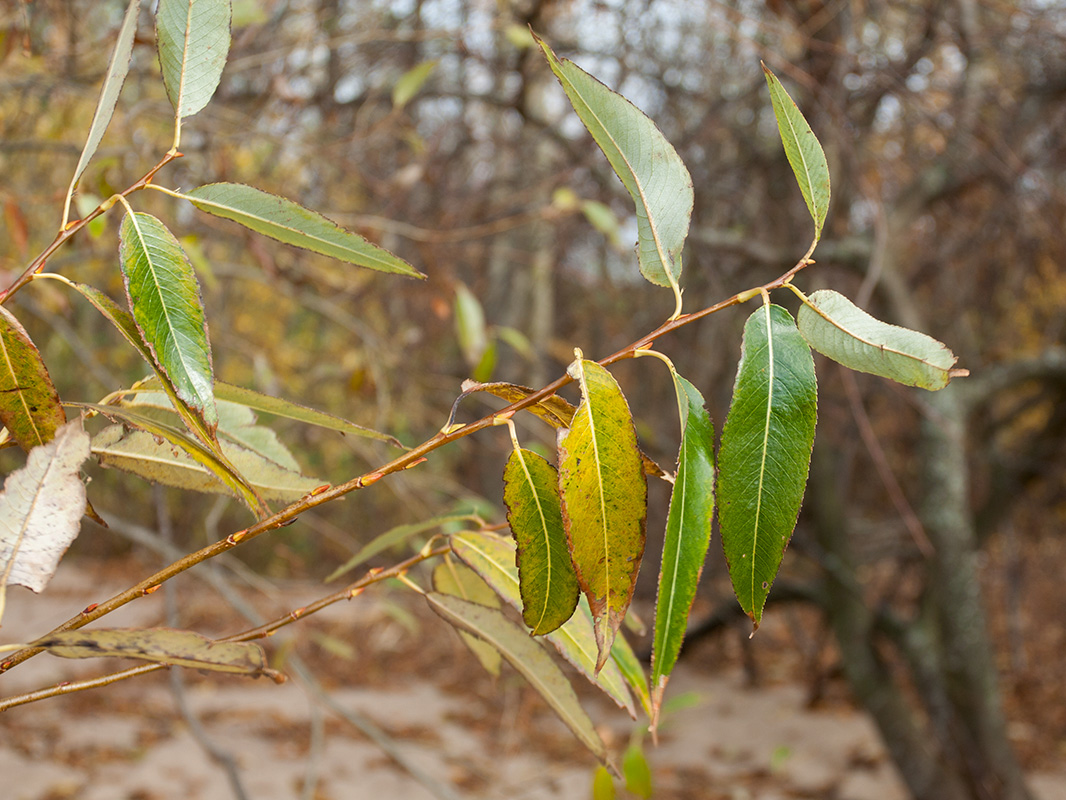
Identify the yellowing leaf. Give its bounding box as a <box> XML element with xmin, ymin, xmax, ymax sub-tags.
<box><xmin>0</xmin><ymin>306</ymin><xmax>66</xmax><ymax>452</ymax></box>
<box><xmin>559</xmin><ymin>359</ymin><xmax>647</xmax><ymax>671</ymax></box>
<box><xmin>393</xmin><ymin>59</ymin><xmax>438</xmax><ymax>109</ymax></box>
<box><xmin>503</xmin><ymin>448</ymin><xmax>579</xmax><ymax>635</ymax></box>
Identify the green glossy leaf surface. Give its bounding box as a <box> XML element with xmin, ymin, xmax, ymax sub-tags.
<box><xmin>797</xmin><ymin>289</ymin><xmax>959</xmax><ymax>390</ymax></box>
<box><xmin>0</xmin><ymin>306</ymin><xmax>66</xmax><ymax>451</ymax></box>
<box><xmin>184</xmin><ymin>183</ymin><xmax>423</xmax><ymax>278</ymax></box>
<box><xmin>64</xmin><ymin>0</ymin><xmax>140</xmax><ymax>222</ymax></box>
<box><xmin>431</xmin><ymin>560</ymin><xmax>502</xmax><ymax>677</ymax></box>
<box><xmin>559</xmin><ymin>359</ymin><xmax>647</xmax><ymax>670</ymax></box>
<box><xmin>33</xmin><ymin>628</ymin><xmax>278</xmax><ymax>679</ymax></box>
<box><xmin>156</xmin><ymin>0</ymin><xmax>231</xmax><ymax>120</ymax></box>
<box><xmin>450</xmin><ymin>531</ymin><xmax>635</xmax><ymax>717</ymax></box>
<box><xmin>651</xmin><ymin>374</ymin><xmax>714</xmax><ymax>721</ymax></box>
<box><xmin>119</xmin><ymin>212</ymin><xmax>216</xmax><ymax>431</ymax></box>
<box><xmin>503</xmin><ymin>448</ymin><xmax>579</xmax><ymax>635</ymax></box>
<box><xmin>537</xmin><ymin>37</ymin><xmax>693</xmax><ymax>289</ymax></box>
<box><xmin>718</xmin><ymin>305</ymin><xmax>816</xmax><ymax>627</ymax></box>
<box><xmin>426</xmin><ymin>592</ymin><xmax>607</xmax><ymax>764</ymax></box>
<box><xmin>763</xmin><ymin>66</ymin><xmax>830</xmax><ymax>241</ymax></box>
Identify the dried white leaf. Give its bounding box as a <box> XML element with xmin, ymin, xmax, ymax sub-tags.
<box><xmin>0</xmin><ymin>420</ymin><xmax>91</xmax><ymax>593</ymax></box>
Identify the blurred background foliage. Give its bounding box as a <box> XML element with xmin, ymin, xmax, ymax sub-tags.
<box><xmin>1</xmin><ymin>0</ymin><xmax>1066</xmax><ymax>788</ymax></box>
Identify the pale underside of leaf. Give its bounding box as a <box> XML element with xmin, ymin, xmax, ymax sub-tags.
<box><xmin>651</xmin><ymin>374</ymin><xmax>714</xmax><ymax>723</ymax></box>
<box><xmin>64</xmin><ymin>0</ymin><xmax>141</xmax><ymax>226</ymax></box>
<box><xmin>450</xmin><ymin>531</ymin><xmax>635</xmax><ymax>717</ymax></box>
<box><xmin>33</xmin><ymin>628</ymin><xmax>279</xmax><ymax>679</ymax></box>
<box><xmin>91</xmin><ymin>424</ymin><xmax>318</xmax><ymax>503</ymax></box>
<box><xmin>762</xmin><ymin>65</ymin><xmax>830</xmax><ymax>241</ymax></box>
<box><xmin>431</xmin><ymin>560</ymin><xmax>502</xmax><ymax>677</ymax></box>
<box><xmin>797</xmin><ymin>289</ymin><xmax>959</xmax><ymax>390</ymax></box>
<box><xmin>537</xmin><ymin>36</ymin><xmax>693</xmax><ymax>289</ymax></box>
<box><xmin>184</xmin><ymin>183</ymin><xmax>424</xmax><ymax>278</ymax></box>
<box><xmin>156</xmin><ymin>0</ymin><xmax>231</xmax><ymax>121</ymax></box>
<box><xmin>559</xmin><ymin>359</ymin><xmax>647</xmax><ymax>671</ymax></box>
<box><xmin>0</xmin><ymin>421</ymin><xmax>90</xmax><ymax>594</ymax></box>
<box><xmin>0</xmin><ymin>305</ymin><xmax>67</xmax><ymax>452</ymax></box>
<box><xmin>426</xmin><ymin>592</ymin><xmax>608</xmax><ymax>765</ymax></box>
<box><xmin>119</xmin><ymin>212</ymin><xmax>217</xmax><ymax>431</ymax></box>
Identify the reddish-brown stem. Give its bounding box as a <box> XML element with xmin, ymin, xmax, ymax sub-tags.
<box><xmin>0</xmin><ymin>252</ymin><xmax>813</xmax><ymax>676</ymax></box>
<box><xmin>0</xmin><ymin>152</ymin><xmax>181</xmax><ymax>305</ymax></box>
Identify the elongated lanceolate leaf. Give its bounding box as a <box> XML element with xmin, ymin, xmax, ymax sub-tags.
<box><xmin>651</xmin><ymin>374</ymin><xmax>714</xmax><ymax>723</ymax></box>
<box><xmin>92</xmin><ymin>424</ymin><xmax>316</xmax><ymax>503</ymax></box>
<box><xmin>120</xmin><ymin>212</ymin><xmax>217</xmax><ymax>431</ymax></box>
<box><xmin>537</xmin><ymin>37</ymin><xmax>693</xmax><ymax>289</ymax></box>
<box><xmin>432</xmin><ymin>560</ymin><xmax>502</xmax><ymax>677</ymax></box>
<box><xmin>457</xmin><ymin>379</ymin><xmax>576</xmax><ymax>428</ymax></box>
<box><xmin>0</xmin><ymin>421</ymin><xmax>90</xmax><ymax>593</ymax></box>
<box><xmin>717</xmin><ymin>305</ymin><xmax>816</xmax><ymax>627</ymax></box>
<box><xmin>450</xmin><ymin>531</ymin><xmax>635</xmax><ymax>717</ymax></box>
<box><xmin>63</xmin><ymin>0</ymin><xmax>140</xmax><ymax>225</ymax></box>
<box><xmin>183</xmin><ymin>183</ymin><xmax>424</xmax><ymax>278</ymax></box>
<box><xmin>503</xmin><ymin>448</ymin><xmax>579</xmax><ymax>635</ymax></box>
<box><xmin>763</xmin><ymin>66</ymin><xmax>830</xmax><ymax>242</ymax></box>
<box><xmin>326</xmin><ymin>514</ymin><xmax>479</xmax><ymax>583</ymax></box>
<box><xmin>609</xmin><ymin>633</ymin><xmax>652</xmax><ymax>720</ymax></box>
<box><xmin>74</xmin><ymin>401</ymin><xmax>266</xmax><ymax>514</ymax></box>
<box><xmin>797</xmin><ymin>289</ymin><xmax>960</xmax><ymax>390</ymax></box>
<box><xmin>393</xmin><ymin>59</ymin><xmax>437</xmax><ymax>109</ymax></box>
<box><xmin>0</xmin><ymin>306</ymin><xmax>66</xmax><ymax>452</ymax></box>
<box><xmin>426</xmin><ymin>592</ymin><xmax>608</xmax><ymax>765</ymax></box>
<box><xmin>33</xmin><ymin>628</ymin><xmax>280</xmax><ymax>679</ymax></box>
<box><xmin>559</xmin><ymin>359</ymin><xmax>647</xmax><ymax>671</ymax></box>
<box><xmin>156</xmin><ymin>0</ymin><xmax>231</xmax><ymax>121</ymax></box>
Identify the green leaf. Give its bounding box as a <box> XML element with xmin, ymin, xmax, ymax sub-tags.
<box><xmin>156</xmin><ymin>0</ymin><xmax>231</xmax><ymax>121</ymax></box>
<box><xmin>536</xmin><ymin>36</ymin><xmax>693</xmax><ymax>289</ymax></box>
<box><xmin>608</xmin><ymin>632</ymin><xmax>652</xmax><ymax>721</ymax></box>
<box><xmin>75</xmin><ymin>402</ymin><xmax>267</xmax><ymax>514</ymax></box>
<box><xmin>0</xmin><ymin>421</ymin><xmax>89</xmax><ymax>596</ymax></box>
<box><xmin>0</xmin><ymin>306</ymin><xmax>66</xmax><ymax>452</ymax></box>
<box><xmin>559</xmin><ymin>359</ymin><xmax>647</xmax><ymax>670</ymax></box>
<box><xmin>503</xmin><ymin>448</ymin><xmax>579</xmax><ymax>635</ymax></box>
<box><xmin>183</xmin><ymin>183</ymin><xmax>424</xmax><ymax>278</ymax></box>
<box><xmin>91</xmin><ymin>423</ymin><xmax>314</xmax><ymax>504</ymax></box>
<box><xmin>622</xmin><ymin>743</ymin><xmax>653</xmax><ymax>799</ymax></box>
<box><xmin>651</xmin><ymin>374</ymin><xmax>715</xmax><ymax>723</ymax></box>
<box><xmin>454</xmin><ymin>282</ymin><xmax>489</xmax><ymax>369</ymax></box>
<box><xmin>450</xmin><ymin>531</ymin><xmax>635</xmax><ymax>717</ymax></box>
<box><xmin>431</xmin><ymin>560</ymin><xmax>502</xmax><ymax>677</ymax></box>
<box><xmin>763</xmin><ymin>65</ymin><xmax>830</xmax><ymax>242</ymax></box>
<box><xmin>63</xmin><ymin>0</ymin><xmax>140</xmax><ymax>225</ymax></box>
<box><xmin>426</xmin><ymin>592</ymin><xmax>608</xmax><ymax>765</ymax></box>
<box><xmin>119</xmin><ymin>212</ymin><xmax>217</xmax><ymax>432</ymax></box>
<box><xmin>59</xmin><ymin>280</ymin><xmax>221</xmax><ymax>454</ymax></box>
<box><xmin>581</xmin><ymin>200</ymin><xmax>622</xmax><ymax>247</ymax></box>
<box><xmin>392</xmin><ymin>59</ymin><xmax>437</xmax><ymax>109</ymax></box>
<box><xmin>325</xmin><ymin>515</ymin><xmax>479</xmax><ymax>583</ymax></box>
<box><xmin>33</xmin><ymin>628</ymin><xmax>279</xmax><ymax>679</ymax></box>
<box><xmin>593</xmin><ymin>766</ymin><xmax>616</xmax><ymax>800</ymax></box>
<box><xmin>717</xmin><ymin>305</ymin><xmax>817</xmax><ymax>627</ymax></box>
<box><xmin>797</xmin><ymin>289</ymin><xmax>960</xmax><ymax>390</ymax></box>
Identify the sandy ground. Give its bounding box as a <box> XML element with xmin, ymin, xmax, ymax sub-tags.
<box><xmin>2</xmin><ymin>563</ymin><xmax>1064</xmax><ymax>800</ymax></box>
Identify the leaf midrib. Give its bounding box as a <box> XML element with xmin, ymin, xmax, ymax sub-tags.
<box><xmin>0</xmin><ymin>330</ymin><xmax>45</xmax><ymax>447</ymax></box>
<box><xmin>751</xmin><ymin>303</ymin><xmax>776</xmax><ymax>609</ymax></box>
<box><xmin>515</xmin><ymin>449</ymin><xmax>554</xmax><ymax>632</ymax></box>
